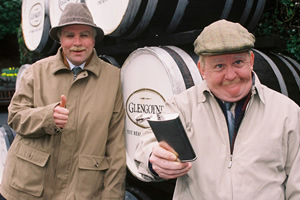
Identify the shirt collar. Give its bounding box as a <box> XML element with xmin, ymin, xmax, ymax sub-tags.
<box><xmin>66</xmin><ymin>58</ymin><xmax>85</xmax><ymax>70</ymax></box>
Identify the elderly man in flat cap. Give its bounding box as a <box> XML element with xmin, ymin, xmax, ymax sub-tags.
<box><xmin>0</xmin><ymin>3</ymin><xmax>126</xmax><ymax>200</ymax></box>
<box><xmin>134</xmin><ymin>19</ymin><xmax>300</xmax><ymax>199</ymax></box>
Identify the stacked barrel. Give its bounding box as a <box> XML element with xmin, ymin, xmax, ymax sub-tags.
<box><xmin>20</xmin><ymin>1</ymin><xmax>300</xmax><ymax>198</ymax></box>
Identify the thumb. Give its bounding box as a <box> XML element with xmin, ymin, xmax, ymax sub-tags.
<box><xmin>59</xmin><ymin>95</ymin><xmax>67</xmax><ymax>107</ymax></box>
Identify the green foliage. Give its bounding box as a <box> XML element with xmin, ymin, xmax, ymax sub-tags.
<box><xmin>0</xmin><ymin>0</ymin><xmax>22</xmax><ymax>40</ymax></box>
<box><xmin>253</xmin><ymin>0</ymin><xmax>300</xmax><ymax>62</ymax></box>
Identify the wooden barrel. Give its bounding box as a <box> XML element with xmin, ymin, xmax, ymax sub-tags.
<box><xmin>121</xmin><ymin>45</ymin><xmax>202</xmax><ymax>180</ymax></box>
<box><xmin>175</xmin><ymin>0</ymin><xmax>266</xmax><ymax>33</ymax></box>
<box><xmin>84</xmin><ymin>0</ymin><xmax>143</xmax><ymax>37</ymax></box>
<box><xmin>98</xmin><ymin>55</ymin><xmax>121</xmax><ymax>68</ymax></box>
<box><xmin>85</xmin><ymin>0</ymin><xmax>265</xmax><ymax>40</ymax></box>
<box><xmin>253</xmin><ymin>49</ymin><xmax>300</xmax><ymax>105</ymax></box>
<box><xmin>240</xmin><ymin>0</ymin><xmax>266</xmax><ymax>31</ymax></box>
<box><xmin>22</xmin><ymin>0</ymin><xmax>51</xmax><ymax>53</ymax></box>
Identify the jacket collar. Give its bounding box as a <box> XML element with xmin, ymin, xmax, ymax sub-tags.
<box><xmin>197</xmin><ymin>71</ymin><xmax>265</xmax><ymax>104</ymax></box>
<box><xmin>51</xmin><ymin>48</ymin><xmax>102</xmax><ymax>77</ymax></box>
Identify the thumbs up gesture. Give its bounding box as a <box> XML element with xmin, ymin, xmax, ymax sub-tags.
<box><xmin>53</xmin><ymin>95</ymin><xmax>69</xmax><ymax>128</ymax></box>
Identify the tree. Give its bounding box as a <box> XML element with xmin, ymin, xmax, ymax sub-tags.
<box><xmin>0</xmin><ymin>0</ymin><xmax>21</xmax><ymax>40</ymax></box>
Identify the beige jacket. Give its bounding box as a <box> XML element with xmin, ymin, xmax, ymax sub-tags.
<box><xmin>1</xmin><ymin>48</ymin><xmax>126</xmax><ymax>200</ymax></box>
<box><xmin>135</xmin><ymin>75</ymin><xmax>300</xmax><ymax>200</ymax></box>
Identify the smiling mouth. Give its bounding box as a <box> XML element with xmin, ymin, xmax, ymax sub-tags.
<box><xmin>223</xmin><ymin>79</ymin><xmax>241</xmax><ymax>85</ymax></box>
<box><xmin>70</xmin><ymin>46</ymin><xmax>86</xmax><ymax>52</ymax></box>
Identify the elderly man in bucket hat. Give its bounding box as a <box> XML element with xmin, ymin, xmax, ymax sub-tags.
<box><xmin>134</xmin><ymin>19</ymin><xmax>300</xmax><ymax>199</ymax></box>
<box><xmin>0</xmin><ymin>3</ymin><xmax>126</xmax><ymax>200</ymax></box>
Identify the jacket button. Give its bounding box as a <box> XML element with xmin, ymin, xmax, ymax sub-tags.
<box><xmin>54</xmin><ymin>128</ymin><xmax>60</xmax><ymax>133</ymax></box>
<box><xmin>95</xmin><ymin>162</ymin><xmax>99</xmax><ymax>168</ymax></box>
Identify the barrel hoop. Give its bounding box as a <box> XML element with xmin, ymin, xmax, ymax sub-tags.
<box><xmin>282</xmin><ymin>55</ymin><xmax>300</xmax><ymax>72</ymax></box>
<box><xmin>124</xmin><ymin>0</ymin><xmax>159</xmax><ymax>39</ymax></box>
<box><xmin>239</xmin><ymin>0</ymin><xmax>254</xmax><ymax>24</ymax></box>
<box><xmin>220</xmin><ymin>0</ymin><xmax>234</xmax><ymax>19</ymax></box>
<box><xmin>165</xmin><ymin>0</ymin><xmax>189</xmax><ymax>33</ymax></box>
<box><xmin>252</xmin><ymin>49</ymin><xmax>288</xmax><ymax>96</ymax></box>
<box><xmin>99</xmin><ymin>55</ymin><xmax>120</xmax><ymax>68</ymax></box>
<box><xmin>121</xmin><ymin>0</ymin><xmax>149</xmax><ymax>37</ymax></box>
<box><xmin>271</xmin><ymin>52</ymin><xmax>300</xmax><ymax>92</ymax></box>
<box><xmin>107</xmin><ymin>0</ymin><xmax>142</xmax><ymax>36</ymax></box>
<box><xmin>247</xmin><ymin>0</ymin><xmax>266</xmax><ymax>30</ymax></box>
<box><xmin>161</xmin><ymin>46</ymin><xmax>195</xmax><ymax>89</ymax></box>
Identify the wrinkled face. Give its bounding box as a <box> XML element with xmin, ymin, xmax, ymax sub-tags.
<box><xmin>198</xmin><ymin>51</ymin><xmax>254</xmax><ymax>102</ymax></box>
<box><xmin>60</xmin><ymin>25</ymin><xmax>95</xmax><ymax>66</ymax></box>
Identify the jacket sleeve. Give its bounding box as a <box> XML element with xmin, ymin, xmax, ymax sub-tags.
<box><xmin>134</xmin><ymin>96</ymin><xmax>186</xmax><ymax>182</ymax></box>
<box><xmin>100</xmin><ymin>74</ymin><xmax>127</xmax><ymax>199</ymax></box>
<box><xmin>285</xmin><ymin>106</ymin><xmax>300</xmax><ymax>199</ymax></box>
<box><xmin>134</xmin><ymin>128</ymin><xmax>161</xmax><ymax>181</ymax></box>
<box><xmin>7</xmin><ymin>66</ymin><xmax>60</xmax><ymax>138</ymax></box>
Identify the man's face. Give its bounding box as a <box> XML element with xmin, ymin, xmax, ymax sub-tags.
<box><xmin>60</xmin><ymin>25</ymin><xmax>95</xmax><ymax>66</ymax></box>
<box><xmin>198</xmin><ymin>51</ymin><xmax>254</xmax><ymax>102</ymax></box>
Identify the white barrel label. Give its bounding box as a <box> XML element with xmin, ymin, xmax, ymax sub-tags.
<box><xmin>126</xmin><ymin>88</ymin><xmax>165</xmax><ymax>129</ymax></box>
<box><xmin>29</xmin><ymin>3</ymin><xmax>43</xmax><ymax>27</ymax></box>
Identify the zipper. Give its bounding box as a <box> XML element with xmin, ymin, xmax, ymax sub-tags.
<box><xmin>227</xmin><ymin>93</ymin><xmax>254</xmax><ymax>169</ymax></box>
<box><xmin>228</xmin><ymin>155</ymin><xmax>233</xmax><ymax>168</ymax></box>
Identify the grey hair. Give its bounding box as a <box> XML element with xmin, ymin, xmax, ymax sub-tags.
<box><xmin>56</xmin><ymin>27</ymin><xmax>97</xmax><ymax>41</ymax></box>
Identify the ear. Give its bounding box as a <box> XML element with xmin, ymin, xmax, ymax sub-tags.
<box><xmin>250</xmin><ymin>51</ymin><xmax>255</xmax><ymax>70</ymax></box>
<box><xmin>197</xmin><ymin>61</ymin><xmax>206</xmax><ymax>79</ymax></box>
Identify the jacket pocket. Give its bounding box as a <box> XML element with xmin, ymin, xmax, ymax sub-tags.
<box><xmin>76</xmin><ymin>154</ymin><xmax>109</xmax><ymax>199</ymax></box>
<box><xmin>10</xmin><ymin>143</ymin><xmax>50</xmax><ymax>197</ymax></box>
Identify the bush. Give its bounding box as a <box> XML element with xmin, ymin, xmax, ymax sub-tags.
<box><xmin>253</xmin><ymin>0</ymin><xmax>300</xmax><ymax>62</ymax></box>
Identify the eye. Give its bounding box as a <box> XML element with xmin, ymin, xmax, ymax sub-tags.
<box><xmin>65</xmin><ymin>34</ymin><xmax>74</xmax><ymax>38</ymax></box>
<box><xmin>233</xmin><ymin>60</ymin><xmax>244</xmax><ymax>67</ymax></box>
<box><xmin>214</xmin><ymin>64</ymin><xmax>224</xmax><ymax>71</ymax></box>
<box><xmin>80</xmin><ymin>32</ymin><xmax>91</xmax><ymax>38</ymax></box>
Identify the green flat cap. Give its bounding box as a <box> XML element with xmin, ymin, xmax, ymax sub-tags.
<box><xmin>194</xmin><ymin>19</ymin><xmax>255</xmax><ymax>56</ymax></box>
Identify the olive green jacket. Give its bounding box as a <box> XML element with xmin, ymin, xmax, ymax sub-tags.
<box><xmin>1</xmin><ymin>48</ymin><xmax>126</xmax><ymax>200</ymax></box>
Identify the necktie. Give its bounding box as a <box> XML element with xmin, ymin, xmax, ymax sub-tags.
<box><xmin>72</xmin><ymin>66</ymin><xmax>82</xmax><ymax>80</ymax></box>
<box><xmin>224</xmin><ymin>102</ymin><xmax>235</xmax><ymax>145</ymax></box>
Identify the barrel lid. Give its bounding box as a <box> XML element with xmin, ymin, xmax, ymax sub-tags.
<box><xmin>85</xmin><ymin>0</ymin><xmax>139</xmax><ymax>36</ymax></box>
<box><xmin>121</xmin><ymin>46</ymin><xmax>202</xmax><ymax>180</ymax></box>
<box><xmin>22</xmin><ymin>0</ymin><xmax>50</xmax><ymax>52</ymax></box>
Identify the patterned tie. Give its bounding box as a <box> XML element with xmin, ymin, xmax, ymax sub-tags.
<box><xmin>72</xmin><ymin>66</ymin><xmax>82</xmax><ymax>80</ymax></box>
<box><xmin>224</xmin><ymin>102</ymin><xmax>235</xmax><ymax>145</ymax></box>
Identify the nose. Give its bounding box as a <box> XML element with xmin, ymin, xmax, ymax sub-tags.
<box><xmin>73</xmin><ymin>35</ymin><xmax>81</xmax><ymax>45</ymax></box>
<box><xmin>225</xmin><ymin>66</ymin><xmax>237</xmax><ymax>80</ymax></box>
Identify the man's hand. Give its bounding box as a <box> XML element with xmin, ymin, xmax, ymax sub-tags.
<box><xmin>53</xmin><ymin>95</ymin><xmax>69</xmax><ymax>128</ymax></box>
<box><xmin>149</xmin><ymin>142</ymin><xmax>192</xmax><ymax>179</ymax></box>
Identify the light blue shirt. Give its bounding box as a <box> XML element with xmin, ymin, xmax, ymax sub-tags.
<box><xmin>66</xmin><ymin>58</ymin><xmax>85</xmax><ymax>70</ymax></box>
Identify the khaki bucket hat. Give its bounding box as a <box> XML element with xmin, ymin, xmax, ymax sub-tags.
<box><xmin>49</xmin><ymin>3</ymin><xmax>104</xmax><ymax>43</ymax></box>
<box><xmin>194</xmin><ymin>19</ymin><xmax>255</xmax><ymax>56</ymax></box>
